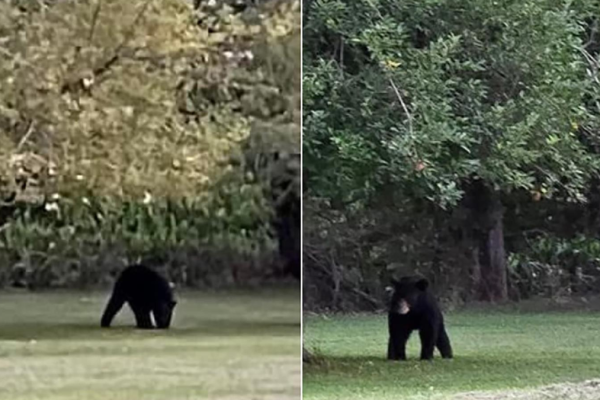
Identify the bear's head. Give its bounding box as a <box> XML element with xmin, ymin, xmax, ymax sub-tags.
<box><xmin>154</xmin><ymin>300</ymin><xmax>177</xmax><ymax>329</ymax></box>
<box><xmin>388</xmin><ymin>276</ymin><xmax>429</xmax><ymax>315</ymax></box>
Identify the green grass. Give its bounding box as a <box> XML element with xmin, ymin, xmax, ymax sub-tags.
<box><xmin>303</xmin><ymin>311</ymin><xmax>600</xmax><ymax>399</ymax></box>
<box><xmin>0</xmin><ymin>287</ymin><xmax>300</xmax><ymax>400</ymax></box>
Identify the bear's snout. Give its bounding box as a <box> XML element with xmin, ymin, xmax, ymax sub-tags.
<box><xmin>397</xmin><ymin>299</ymin><xmax>410</xmax><ymax>315</ymax></box>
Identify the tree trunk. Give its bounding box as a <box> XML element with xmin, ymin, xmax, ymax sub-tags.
<box><xmin>465</xmin><ymin>180</ymin><xmax>508</xmax><ymax>302</ymax></box>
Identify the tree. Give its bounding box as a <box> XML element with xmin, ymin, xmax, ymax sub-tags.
<box><xmin>0</xmin><ymin>0</ymin><xmax>302</xmax><ymax>287</ymax></box>
<box><xmin>304</xmin><ymin>0</ymin><xmax>600</xmax><ymax>301</ymax></box>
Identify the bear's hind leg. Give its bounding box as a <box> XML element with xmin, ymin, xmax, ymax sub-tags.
<box><xmin>436</xmin><ymin>325</ymin><xmax>453</xmax><ymax>359</ymax></box>
<box><xmin>101</xmin><ymin>294</ymin><xmax>125</xmax><ymax>328</ymax></box>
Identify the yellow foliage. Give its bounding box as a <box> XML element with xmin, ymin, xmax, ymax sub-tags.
<box><xmin>0</xmin><ymin>0</ymin><xmax>300</xmax><ymax>202</ymax></box>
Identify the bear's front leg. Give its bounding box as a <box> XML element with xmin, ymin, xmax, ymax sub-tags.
<box><xmin>418</xmin><ymin>325</ymin><xmax>437</xmax><ymax>360</ymax></box>
<box><xmin>133</xmin><ymin>308</ymin><xmax>154</xmax><ymax>329</ymax></box>
<box><xmin>388</xmin><ymin>314</ymin><xmax>411</xmax><ymax>360</ymax></box>
<box><xmin>388</xmin><ymin>330</ymin><xmax>410</xmax><ymax>360</ymax></box>
<box><xmin>387</xmin><ymin>337</ymin><xmax>397</xmax><ymax>360</ymax></box>
<box><xmin>387</xmin><ymin>336</ymin><xmax>408</xmax><ymax>360</ymax></box>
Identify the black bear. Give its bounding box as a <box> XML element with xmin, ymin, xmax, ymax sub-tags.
<box><xmin>101</xmin><ymin>264</ymin><xmax>177</xmax><ymax>329</ymax></box>
<box><xmin>387</xmin><ymin>276</ymin><xmax>453</xmax><ymax>361</ymax></box>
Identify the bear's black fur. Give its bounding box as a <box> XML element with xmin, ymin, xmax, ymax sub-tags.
<box><xmin>387</xmin><ymin>276</ymin><xmax>453</xmax><ymax>361</ymax></box>
<box><xmin>101</xmin><ymin>264</ymin><xmax>177</xmax><ymax>329</ymax></box>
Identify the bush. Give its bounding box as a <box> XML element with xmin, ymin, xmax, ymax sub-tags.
<box><xmin>509</xmin><ymin>235</ymin><xmax>600</xmax><ymax>299</ymax></box>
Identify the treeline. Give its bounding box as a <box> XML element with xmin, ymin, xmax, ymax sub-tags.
<box><xmin>303</xmin><ymin>0</ymin><xmax>600</xmax><ymax>310</ymax></box>
<box><xmin>0</xmin><ymin>0</ymin><xmax>300</xmax><ymax>288</ymax></box>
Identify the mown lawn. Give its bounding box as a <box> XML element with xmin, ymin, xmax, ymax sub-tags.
<box><xmin>303</xmin><ymin>310</ymin><xmax>600</xmax><ymax>399</ymax></box>
<box><xmin>0</xmin><ymin>287</ymin><xmax>300</xmax><ymax>400</ymax></box>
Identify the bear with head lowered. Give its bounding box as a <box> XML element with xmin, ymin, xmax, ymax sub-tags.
<box><xmin>101</xmin><ymin>264</ymin><xmax>177</xmax><ymax>329</ymax></box>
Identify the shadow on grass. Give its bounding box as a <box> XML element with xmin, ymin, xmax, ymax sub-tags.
<box><xmin>173</xmin><ymin>319</ymin><xmax>300</xmax><ymax>337</ymax></box>
<box><xmin>0</xmin><ymin>323</ymin><xmax>100</xmax><ymax>341</ymax></box>
<box><xmin>303</xmin><ymin>355</ymin><xmax>600</xmax><ymax>400</ymax></box>
<box><xmin>0</xmin><ymin>319</ymin><xmax>300</xmax><ymax>341</ymax></box>
<box><xmin>304</xmin><ymin>354</ymin><xmax>598</xmax><ymax>380</ymax></box>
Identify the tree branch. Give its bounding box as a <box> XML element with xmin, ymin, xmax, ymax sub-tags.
<box><xmin>88</xmin><ymin>0</ymin><xmax>103</xmax><ymax>44</ymax></box>
<box><xmin>61</xmin><ymin>0</ymin><xmax>154</xmax><ymax>94</ymax></box>
<box><xmin>388</xmin><ymin>77</ymin><xmax>413</xmax><ymax>134</ymax></box>
<box><xmin>16</xmin><ymin>121</ymin><xmax>35</xmax><ymax>151</ymax></box>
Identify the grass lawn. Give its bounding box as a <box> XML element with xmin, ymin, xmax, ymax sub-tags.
<box><xmin>0</xmin><ymin>286</ymin><xmax>300</xmax><ymax>400</ymax></box>
<box><xmin>303</xmin><ymin>310</ymin><xmax>600</xmax><ymax>399</ymax></box>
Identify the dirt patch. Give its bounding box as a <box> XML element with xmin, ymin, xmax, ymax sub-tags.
<box><xmin>451</xmin><ymin>380</ymin><xmax>600</xmax><ymax>400</ymax></box>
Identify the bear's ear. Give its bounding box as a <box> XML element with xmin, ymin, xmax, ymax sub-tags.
<box><xmin>416</xmin><ymin>278</ymin><xmax>429</xmax><ymax>291</ymax></box>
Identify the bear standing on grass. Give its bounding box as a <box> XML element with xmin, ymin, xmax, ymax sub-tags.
<box><xmin>387</xmin><ymin>276</ymin><xmax>453</xmax><ymax>361</ymax></box>
<box><xmin>101</xmin><ymin>264</ymin><xmax>177</xmax><ymax>329</ymax></box>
